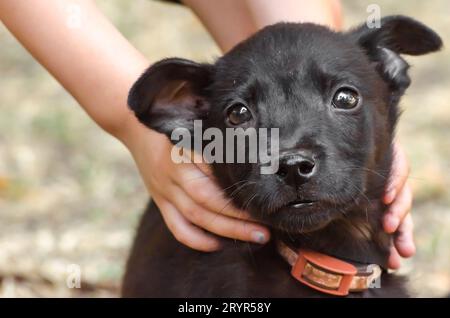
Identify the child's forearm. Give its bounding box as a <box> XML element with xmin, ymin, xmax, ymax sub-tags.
<box><xmin>184</xmin><ymin>0</ymin><xmax>342</xmax><ymax>52</ymax></box>
<box><xmin>0</xmin><ymin>0</ymin><xmax>148</xmax><ymax>140</ymax></box>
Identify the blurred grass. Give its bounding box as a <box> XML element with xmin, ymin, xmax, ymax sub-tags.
<box><xmin>0</xmin><ymin>0</ymin><xmax>449</xmax><ymax>297</ymax></box>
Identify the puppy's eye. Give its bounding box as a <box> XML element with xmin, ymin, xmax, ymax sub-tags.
<box><xmin>226</xmin><ymin>103</ymin><xmax>252</xmax><ymax>125</ymax></box>
<box><xmin>332</xmin><ymin>88</ymin><xmax>360</xmax><ymax>110</ymax></box>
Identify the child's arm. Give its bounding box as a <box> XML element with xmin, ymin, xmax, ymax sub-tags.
<box><xmin>0</xmin><ymin>0</ymin><xmax>270</xmax><ymax>251</ymax></box>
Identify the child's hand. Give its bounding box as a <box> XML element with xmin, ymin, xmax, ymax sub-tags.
<box><xmin>124</xmin><ymin>122</ymin><xmax>270</xmax><ymax>252</ymax></box>
<box><xmin>383</xmin><ymin>142</ymin><xmax>416</xmax><ymax>269</ymax></box>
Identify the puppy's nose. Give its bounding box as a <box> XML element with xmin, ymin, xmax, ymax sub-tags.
<box><xmin>276</xmin><ymin>152</ymin><xmax>316</xmax><ymax>186</ymax></box>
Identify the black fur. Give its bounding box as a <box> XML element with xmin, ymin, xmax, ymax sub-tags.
<box><xmin>123</xmin><ymin>16</ymin><xmax>442</xmax><ymax>297</ymax></box>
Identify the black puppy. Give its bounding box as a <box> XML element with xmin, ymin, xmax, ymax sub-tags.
<box><xmin>122</xmin><ymin>16</ymin><xmax>442</xmax><ymax>297</ymax></box>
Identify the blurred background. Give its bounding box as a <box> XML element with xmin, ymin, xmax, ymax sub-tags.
<box><xmin>0</xmin><ymin>0</ymin><xmax>448</xmax><ymax>297</ymax></box>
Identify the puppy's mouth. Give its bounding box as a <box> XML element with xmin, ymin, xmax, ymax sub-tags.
<box><xmin>286</xmin><ymin>199</ymin><xmax>317</xmax><ymax>209</ymax></box>
<box><xmin>266</xmin><ymin>198</ymin><xmax>337</xmax><ymax>233</ymax></box>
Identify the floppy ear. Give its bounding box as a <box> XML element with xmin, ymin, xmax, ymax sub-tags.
<box><xmin>128</xmin><ymin>58</ymin><xmax>213</xmax><ymax>137</ymax></box>
<box><xmin>349</xmin><ymin>15</ymin><xmax>442</xmax><ymax>92</ymax></box>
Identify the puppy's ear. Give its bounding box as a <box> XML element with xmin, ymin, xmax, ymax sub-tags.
<box><xmin>128</xmin><ymin>58</ymin><xmax>213</xmax><ymax>137</ymax></box>
<box><xmin>349</xmin><ymin>15</ymin><xmax>442</xmax><ymax>91</ymax></box>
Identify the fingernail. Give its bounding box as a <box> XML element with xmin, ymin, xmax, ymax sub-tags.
<box><xmin>251</xmin><ymin>231</ymin><xmax>267</xmax><ymax>244</ymax></box>
<box><xmin>384</xmin><ymin>190</ymin><xmax>396</xmax><ymax>204</ymax></box>
<box><xmin>385</xmin><ymin>216</ymin><xmax>399</xmax><ymax>233</ymax></box>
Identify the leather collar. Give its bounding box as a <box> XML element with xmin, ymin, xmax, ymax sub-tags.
<box><xmin>277</xmin><ymin>241</ymin><xmax>383</xmax><ymax>296</ymax></box>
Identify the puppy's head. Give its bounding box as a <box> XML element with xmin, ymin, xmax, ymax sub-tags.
<box><xmin>129</xmin><ymin>16</ymin><xmax>441</xmax><ymax>233</ymax></box>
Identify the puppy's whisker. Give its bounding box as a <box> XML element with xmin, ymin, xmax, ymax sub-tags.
<box><xmin>339</xmin><ymin>166</ymin><xmax>389</xmax><ymax>180</ymax></box>
<box><xmin>183</xmin><ymin>175</ymin><xmax>213</xmax><ymax>183</ymax></box>
<box><xmin>340</xmin><ymin>166</ymin><xmax>425</xmax><ymax>182</ymax></box>
<box><xmin>204</xmin><ymin>181</ymin><xmax>257</xmax><ymax>232</ymax></box>
<box><xmin>221</xmin><ymin>179</ymin><xmax>253</xmax><ymax>193</ymax></box>
<box><xmin>242</xmin><ymin>192</ymin><xmax>258</xmax><ymax>212</ymax></box>
<box><xmin>217</xmin><ymin>180</ymin><xmax>257</xmax><ymax>217</ymax></box>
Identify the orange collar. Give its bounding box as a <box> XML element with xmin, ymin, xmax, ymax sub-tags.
<box><xmin>277</xmin><ymin>241</ymin><xmax>383</xmax><ymax>296</ymax></box>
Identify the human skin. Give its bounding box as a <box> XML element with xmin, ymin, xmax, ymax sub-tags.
<box><xmin>0</xmin><ymin>0</ymin><xmax>414</xmax><ymax>269</ymax></box>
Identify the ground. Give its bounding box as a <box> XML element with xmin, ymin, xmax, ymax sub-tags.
<box><xmin>0</xmin><ymin>0</ymin><xmax>449</xmax><ymax>297</ymax></box>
